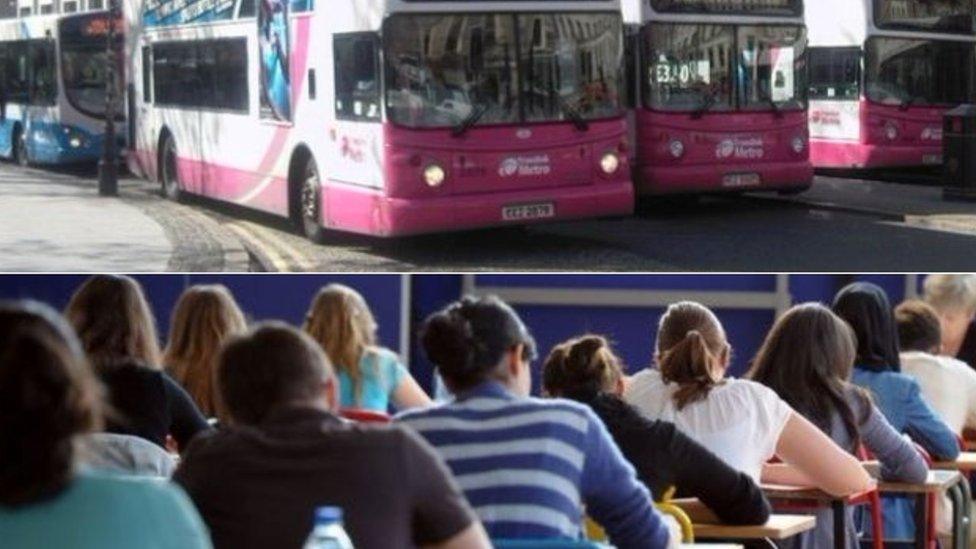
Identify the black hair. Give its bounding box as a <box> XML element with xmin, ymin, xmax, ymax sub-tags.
<box><xmin>420</xmin><ymin>295</ymin><xmax>537</xmax><ymax>392</ymax></box>
<box><xmin>831</xmin><ymin>282</ymin><xmax>901</xmax><ymax>372</ymax></box>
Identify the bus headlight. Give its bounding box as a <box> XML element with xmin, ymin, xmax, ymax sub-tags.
<box><xmin>668</xmin><ymin>139</ymin><xmax>685</xmax><ymax>158</ymax></box>
<box><xmin>791</xmin><ymin>136</ymin><xmax>806</xmax><ymax>154</ymax></box>
<box><xmin>884</xmin><ymin>122</ymin><xmax>899</xmax><ymax>141</ymax></box>
<box><xmin>600</xmin><ymin>152</ymin><xmax>620</xmax><ymax>174</ymax></box>
<box><xmin>423</xmin><ymin>164</ymin><xmax>446</xmax><ymax>187</ymax></box>
<box><xmin>62</xmin><ymin>127</ymin><xmax>85</xmax><ymax>148</ymax></box>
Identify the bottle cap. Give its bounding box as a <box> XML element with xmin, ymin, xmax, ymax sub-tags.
<box><xmin>314</xmin><ymin>506</ymin><xmax>343</xmax><ymax>524</ymax></box>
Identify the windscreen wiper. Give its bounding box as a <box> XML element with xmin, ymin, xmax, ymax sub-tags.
<box><xmin>758</xmin><ymin>88</ymin><xmax>784</xmax><ymax>119</ymax></box>
<box><xmin>556</xmin><ymin>95</ymin><xmax>589</xmax><ymax>132</ymax></box>
<box><xmin>452</xmin><ymin>103</ymin><xmax>489</xmax><ymax>138</ymax></box>
<box><xmin>691</xmin><ymin>89</ymin><xmax>719</xmax><ymax>120</ymax></box>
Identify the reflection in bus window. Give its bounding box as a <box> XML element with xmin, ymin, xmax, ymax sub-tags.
<box><xmin>383</xmin><ymin>12</ymin><xmax>623</xmax><ymax>129</ymax></box>
<box><xmin>874</xmin><ymin>0</ymin><xmax>975</xmax><ymax>34</ymax></box>
<box><xmin>737</xmin><ymin>25</ymin><xmax>806</xmax><ymax>111</ymax></box>
<box><xmin>29</xmin><ymin>41</ymin><xmax>56</xmax><ymax>106</ymax></box>
<box><xmin>865</xmin><ymin>37</ymin><xmax>974</xmax><ymax>107</ymax></box>
<box><xmin>643</xmin><ymin>24</ymin><xmax>734</xmax><ymax>112</ymax></box>
<box><xmin>807</xmin><ymin>47</ymin><xmax>860</xmax><ymax>100</ymax></box>
<box><xmin>518</xmin><ymin>14</ymin><xmax>623</xmax><ymax>123</ymax></box>
<box><xmin>153</xmin><ymin>39</ymin><xmax>249</xmax><ymax>111</ymax></box>
<box><xmin>0</xmin><ymin>41</ymin><xmax>29</xmax><ymax>104</ymax></box>
<box><xmin>61</xmin><ymin>40</ymin><xmax>121</xmax><ymax>117</ymax></box>
<box><xmin>333</xmin><ymin>33</ymin><xmax>380</xmax><ymax>121</ymax></box>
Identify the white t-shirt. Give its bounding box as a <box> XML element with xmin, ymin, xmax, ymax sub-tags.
<box><xmin>901</xmin><ymin>351</ymin><xmax>976</xmax><ymax>435</ymax></box>
<box><xmin>623</xmin><ymin>369</ymin><xmax>793</xmax><ymax>482</ymax></box>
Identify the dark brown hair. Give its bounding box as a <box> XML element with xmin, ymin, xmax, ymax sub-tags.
<box><xmin>895</xmin><ymin>300</ymin><xmax>942</xmax><ymax>354</ymax></box>
<box><xmin>542</xmin><ymin>334</ymin><xmax>624</xmax><ymax>399</ymax></box>
<box><xmin>64</xmin><ymin>275</ymin><xmax>161</xmax><ymax>371</ymax></box>
<box><xmin>421</xmin><ymin>296</ymin><xmax>537</xmax><ymax>393</ymax></box>
<box><xmin>0</xmin><ymin>301</ymin><xmax>103</xmax><ymax>506</ymax></box>
<box><xmin>655</xmin><ymin>302</ymin><xmax>729</xmax><ymax>410</ymax></box>
<box><xmin>217</xmin><ymin>321</ymin><xmax>333</xmax><ymax>426</ymax></box>
<box><xmin>748</xmin><ymin>303</ymin><xmax>870</xmax><ymax>451</ymax></box>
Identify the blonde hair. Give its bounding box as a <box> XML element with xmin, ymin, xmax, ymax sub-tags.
<box><xmin>655</xmin><ymin>301</ymin><xmax>729</xmax><ymax>410</ymax></box>
<box><xmin>303</xmin><ymin>284</ymin><xmax>378</xmax><ymax>405</ymax></box>
<box><xmin>163</xmin><ymin>285</ymin><xmax>247</xmax><ymax>418</ymax></box>
<box><xmin>923</xmin><ymin>274</ymin><xmax>976</xmax><ymax>313</ymax></box>
<box><xmin>64</xmin><ymin>275</ymin><xmax>161</xmax><ymax>371</ymax></box>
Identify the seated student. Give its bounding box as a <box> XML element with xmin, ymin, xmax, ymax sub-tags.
<box><xmin>542</xmin><ymin>334</ymin><xmax>772</xmax><ymax>526</ymax></box>
<box><xmin>748</xmin><ymin>303</ymin><xmax>928</xmax><ymax>548</ymax></box>
<box><xmin>163</xmin><ymin>284</ymin><xmax>248</xmax><ymax>420</ymax></box>
<box><xmin>397</xmin><ymin>296</ymin><xmax>672</xmax><ymax>548</ymax></box>
<box><xmin>833</xmin><ymin>282</ymin><xmax>960</xmax><ymax>545</ymax></box>
<box><xmin>303</xmin><ymin>284</ymin><xmax>431</xmax><ymax>413</ymax></box>
<box><xmin>897</xmin><ymin>299</ymin><xmax>976</xmax><ymax>435</ymax></box>
<box><xmin>174</xmin><ymin>322</ymin><xmax>490</xmax><ymax>549</ymax></box>
<box><xmin>624</xmin><ymin>301</ymin><xmax>872</xmax><ymax>497</ymax></box>
<box><xmin>923</xmin><ymin>274</ymin><xmax>976</xmax><ymax>370</ymax></box>
<box><xmin>0</xmin><ymin>300</ymin><xmax>210</xmax><ymax>549</ymax></box>
<box><xmin>65</xmin><ymin>275</ymin><xmax>211</xmax><ymax>451</ymax></box>
<box><xmin>77</xmin><ymin>432</ymin><xmax>177</xmax><ymax>477</ymax></box>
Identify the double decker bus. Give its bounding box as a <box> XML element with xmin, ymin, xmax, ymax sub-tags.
<box><xmin>622</xmin><ymin>0</ymin><xmax>812</xmax><ymax>196</ymax></box>
<box><xmin>806</xmin><ymin>0</ymin><xmax>976</xmax><ymax>169</ymax></box>
<box><xmin>124</xmin><ymin>0</ymin><xmax>633</xmax><ymax>240</ymax></box>
<box><xmin>0</xmin><ymin>11</ymin><xmax>123</xmax><ymax>165</ymax></box>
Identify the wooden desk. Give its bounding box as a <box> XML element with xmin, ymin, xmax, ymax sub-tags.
<box><xmin>932</xmin><ymin>451</ymin><xmax>976</xmax><ymax>471</ymax></box>
<box><xmin>872</xmin><ymin>470</ymin><xmax>965</xmax><ymax>549</ymax></box>
<box><xmin>670</xmin><ymin>498</ymin><xmax>816</xmax><ymax>541</ymax></box>
<box><xmin>760</xmin><ymin>484</ymin><xmax>875</xmax><ymax>549</ymax></box>
<box><xmin>875</xmin><ymin>470</ymin><xmax>961</xmax><ymax>494</ymax></box>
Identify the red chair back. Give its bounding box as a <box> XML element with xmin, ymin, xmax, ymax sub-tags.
<box><xmin>855</xmin><ymin>445</ymin><xmax>885</xmax><ymax>549</ymax></box>
<box><xmin>340</xmin><ymin>408</ymin><xmax>392</xmax><ymax>424</ymax></box>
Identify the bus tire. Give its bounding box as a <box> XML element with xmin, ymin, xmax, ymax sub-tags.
<box><xmin>12</xmin><ymin>127</ymin><xmax>28</xmax><ymax>167</ymax></box>
<box><xmin>299</xmin><ymin>155</ymin><xmax>328</xmax><ymax>244</ymax></box>
<box><xmin>159</xmin><ymin>134</ymin><xmax>183</xmax><ymax>202</ymax></box>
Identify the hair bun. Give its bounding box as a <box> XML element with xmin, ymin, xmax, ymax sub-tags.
<box><xmin>421</xmin><ymin>308</ymin><xmax>478</xmax><ymax>377</ymax></box>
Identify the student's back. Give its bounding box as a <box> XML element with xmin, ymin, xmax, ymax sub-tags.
<box><xmin>901</xmin><ymin>352</ymin><xmax>976</xmax><ymax>434</ymax></box>
<box><xmin>0</xmin><ymin>472</ymin><xmax>210</xmax><ymax>549</ymax></box>
<box><xmin>176</xmin><ymin>407</ymin><xmax>473</xmax><ymax>549</ymax></box>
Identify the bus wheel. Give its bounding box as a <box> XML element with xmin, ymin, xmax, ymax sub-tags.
<box><xmin>160</xmin><ymin>135</ymin><xmax>183</xmax><ymax>202</ymax></box>
<box><xmin>12</xmin><ymin>128</ymin><xmax>28</xmax><ymax>167</ymax></box>
<box><xmin>299</xmin><ymin>156</ymin><xmax>328</xmax><ymax>243</ymax></box>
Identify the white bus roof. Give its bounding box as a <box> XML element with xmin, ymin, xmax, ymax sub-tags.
<box><xmin>807</xmin><ymin>0</ymin><xmax>976</xmax><ymax>47</ymax></box>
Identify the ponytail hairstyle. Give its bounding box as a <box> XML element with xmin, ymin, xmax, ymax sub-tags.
<box><xmin>303</xmin><ymin>284</ymin><xmax>378</xmax><ymax>406</ymax></box>
<box><xmin>542</xmin><ymin>334</ymin><xmax>624</xmax><ymax>400</ymax></box>
<box><xmin>64</xmin><ymin>274</ymin><xmax>161</xmax><ymax>372</ymax></box>
<box><xmin>748</xmin><ymin>303</ymin><xmax>871</xmax><ymax>451</ymax></box>
<box><xmin>655</xmin><ymin>302</ymin><xmax>730</xmax><ymax>410</ymax></box>
<box><xmin>421</xmin><ymin>296</ymin><xmax>537</xmax><ymax>393</ymax></box>
<box><xmin>0</xmin><ymin>301</ymin><xmax>104</xmax><ymax>506</ymax></box>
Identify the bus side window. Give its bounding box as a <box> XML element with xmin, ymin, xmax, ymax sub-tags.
<box><xmin>142</xmin><ymin>46</ymin><xmax>152</xmax><ymax>103</ymax></box>
<box><xmin>1</xmin><ymin>41</ymin><xmax>30</xmax><ymax>105</ymax></box>
<box><xmin>807</xmin><ymin>47</ymin><xmax>860</xmax><ymax>101</ymax></box>
<box><xmin>28</xmin><ymin>40</ymin><xmax>56</xmax><ymax>107</ymax></box>
<box><xmin>333</xmin><ymin>33</ymin><xmax>380</xmax><ymax>122</ymax></box>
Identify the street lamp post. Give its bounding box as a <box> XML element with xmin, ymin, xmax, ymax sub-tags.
<box><xmin>98</xmin><ymin>0</ymin><xmax>118</xmax><ymax>196</ymax></box>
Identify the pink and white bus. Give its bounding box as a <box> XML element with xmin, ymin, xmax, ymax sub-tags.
<box><xmin>806</xmin><ymin>0</ymin><xmax>976</xmax><ymax>169</ymax></box>
<box><xmin>123</xmin><ymin>0</ymin><xmax>633</xmax><ymax>240</ymax></box>
<box><xmin>622</xmin><ymin>0</ymin><xmax>813</xmax><ymax>196</ymax></box>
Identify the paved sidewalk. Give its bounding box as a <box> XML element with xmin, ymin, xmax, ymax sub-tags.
<box><xmin>0</xmin><ymin>166</ymin><xmax>172</xmax><ymax>271</ymax></box>
<box><xmin>0</xmin><ymin>164</ymin><xmax>250</xmax><ymax>272</ymax></box>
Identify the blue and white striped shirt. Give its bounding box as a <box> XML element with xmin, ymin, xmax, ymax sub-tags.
<box><xmin>396</xmin><ymin>381</ymin><xmax>669</xmax><ymax>548</ymax></box>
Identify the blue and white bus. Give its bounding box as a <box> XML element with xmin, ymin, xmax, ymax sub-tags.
<box><xmin>0</xmin><ymin>11</ymin><xmax>123</xmax><ymax>165</ymax></box>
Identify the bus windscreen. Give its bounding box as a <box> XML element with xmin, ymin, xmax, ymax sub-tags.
<box><xmin>59</xmin><ymin>13</ymin><xmax>124</xmax><ymax>119</ymax></box>
<box><xmin>650</xmin><ymin>0</ymin><xmax>802</xmax><ymax>16</ymax></box>
<box><xmin>383</xmin><ymin>13</ymin><xmax>623</xmax><ymax>129</ymax></box>
<box><xmin>865</xmin><ymin>37</ymin><xmax>975</xmax><ymax>107</ymax></box>
<box><xmin>874</xmin><ymin>0</ymin><xmax>975</xmax><ymax>34</ymax></box>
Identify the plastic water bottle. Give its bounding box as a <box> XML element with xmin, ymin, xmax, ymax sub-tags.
<box><xmin>303</xmin><ymin>506</ymin><xmax>354</xmax><ymax>549</ymax></box>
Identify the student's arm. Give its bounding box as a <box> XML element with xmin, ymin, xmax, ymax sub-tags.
<box><xmin>161</xmin><ymin>372</ymin><xmax>213</xmax><ymax>452</ymax></box>
<box><xmin>861</xmin><ymin>404</ymin><xmax>929</xmax><ymax>483</ymax></box>
<box><xmin>772</xmin><ymin>411</ymin><xmax>874</xmax><ymax>497</ymax></box>
<box><xmin>901</xmin><ymin>378</ymin><xmax>961</xmax><ymax>461</ymax></box>
<box><xmin>392</xmin><ymin>374</ymin><xmax>433</xmax><ymax>410</ymax></box>
<box><xmin>401</xmin><ymin>428</ymin><xmax>490</xmax><ymax>549</ymax></box>
<box><xmin>422</xmin><ymin>523</ymin><xmax>491</xmax><ymax>549</ymax></box>
<box><xmin>660</xmin><ymin>421</ymin><xmax>771</xmax><ymax>525</ymax></box>
<box><xmin>580</xmin><ymin>409</ymin><xmax>671</xmax><ymax>549</ymax></box>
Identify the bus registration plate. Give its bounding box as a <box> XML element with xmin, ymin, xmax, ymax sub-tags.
<box><xmin>722</xmin><ymin>173</ymin><xmax>761</xmax><ymax>188</ymax></box>
<box><xmin>502</xmin><ymin>202</ymin><xmax>555</xmax><ymax>222</ymax></box>
<box><xmin>923</xmin><ymin>154</ymin><xmax>942</xmax><ymax>165</ymax></box>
